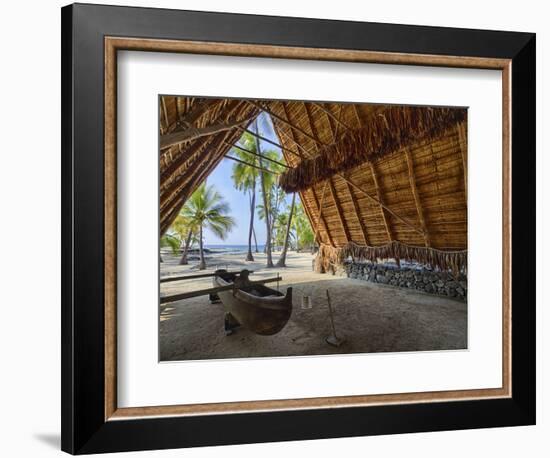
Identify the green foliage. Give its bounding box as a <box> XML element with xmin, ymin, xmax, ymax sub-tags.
<box><xmin>230</xmin><ymin>132</ymin><xmax>258</xmax><ymax>193</ymax></box>
<box><xmin>292</xmin><ymin>200</ymin><xmax>314</xmax><ymax>250</ymax></box>
<box><xmin>160</xmin><ymin>232</ymin><xmax>181</xmax><ymax>255</ymax></box>
<box><xmin>180</xmin><ymin>183</ymin><xmax>236</xmax><ymax>240</ymax></box>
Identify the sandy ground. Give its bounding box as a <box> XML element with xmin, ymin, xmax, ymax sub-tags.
<box><xmin>160</xmin><ymin>249</ymin><xmax>467</xmax><ymax>361</ymax></box>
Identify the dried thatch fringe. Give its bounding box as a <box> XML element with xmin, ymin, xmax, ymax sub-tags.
<box><xmin>315</xmin><ymin>241</ymin><xmax>467</xmax><ymax>277</ymax></box>
<box><xmin>280</xmin><ymin>106</ymin><xmax>467</xmax><ymax>193</ymax></box>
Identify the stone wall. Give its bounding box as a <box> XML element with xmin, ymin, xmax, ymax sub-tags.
<box><xmin>337</xmin><ymin>261</ymin><xmax>467</xmax><ymax>301</ymax></box>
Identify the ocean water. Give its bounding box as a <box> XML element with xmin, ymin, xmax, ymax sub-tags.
<box><xmin>203</xmin><ymin>244</ymin><xmax>266</xmax><ymax>254</ymax></box>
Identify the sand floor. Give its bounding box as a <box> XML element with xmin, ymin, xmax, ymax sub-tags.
<box><xmin>160</xmin><ymin>250</ymin><xmax>467</xmax><ymax>361</ymax></box>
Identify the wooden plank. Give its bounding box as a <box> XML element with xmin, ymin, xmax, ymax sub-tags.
<box><xmin>160</xmin><ymin>276</ymin><xmax>282</xmax><ymax>304</ymax></box>
<box><xmin>160</xmin><ymin>270</ymin><xmax>255</xmax><ymax>283</ymax></box>
<box><xmin>404</xmin><ymin>148</ymin><xmax>431</xmax><ymax>246</ymax></box>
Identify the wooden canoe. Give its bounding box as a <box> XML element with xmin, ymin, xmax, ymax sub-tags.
<box><xmin>213</xmin><ymin>269</ymin><xmax>292</xmax><ymax>336</ymax></box>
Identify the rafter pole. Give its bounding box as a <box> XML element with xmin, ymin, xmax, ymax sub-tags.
<box><xmin>344</xmin><ymin>179</ymin><xmax>369</xmax><ymax>245</ymax></box>
<box><xmin>320</xmin><ymin>108</ymin><xmax>356</xmax><ymax>245</ymax></box>
<box><xmin>328</xmin><ymin>178</ymin><xmax>351</xmax><ymax>243</ymax></box>
<box><xmin>226</xmin><ymin>142</ymin><xmax>290</xmax><ymax>169</ymax></box>
<box><xmin>223</xmin><ymin>154</ymin><xmax>280</xmax><ymax>175</ymax></box>
<box><xmin>277</xmin><ymin>102</ymin><xmax>333</xmax><ymax>247</ymax></box>
<box><xmin>160</xmin><ymin>100</ymin><xmax>244</xmax><ymax>182</ymax></box>
<box><xmin>161</xmin><ymin>118</ymin><xmax>248</xmax><ymax>231</ymax></box>
<box><xmin>351</xmin><ymin>104</ymin><xmax>362</xmax><ymax>129</ymax></box>
<box><xmin>456</xmin><ymin>121</ymin><xmax>468</xmax><ymax>201</ymax></box>
<box><xmin>404</xmin><ymin>148</ymin><xmax>431</xmax><ymax>247</ymax></box>
<box><xmin>175</xmin><ymin>98</ymin><xmax>220</xmax><ymax>130</ymax></box>
<box><xmin>312</xmin><ymin>102</ymin><xmax>353</xmax><ymax>132</ymax></box>
<box><xmin>160</xmin><ymin>114</ymin><xmax>256</xmax><ymax>149</ymax></box>
<box><xmin>238</xmin><ymin>126</ymin><xmax>301</xmax><ymax>159</ymax></box>
<box><xmin>312</xmin><ymin>181</ymin><xmax>330</xmax><ymax>246</ymax></box>
<box><xmin>246</xmin><ymin>100</ymin><xmax>328</xmax><ymax>147</ymax></box>
<box><xmin>367</xmin><ymin>164</ymin><xmax>393</xmax><ymax>242</ymax></box>
<box><xmin>160</xmin><ymin>96</ymin><xmax>169</xmax><ymax>134</ymax></box>
<box><xmin>341</xmin><ymin>169</ymin><xmax>432</xmax><ymax>240</ymax></box>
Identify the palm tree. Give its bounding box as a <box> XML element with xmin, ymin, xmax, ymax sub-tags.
<box><xmin>255</xmin><ymin>149</ymin><xmax>286</xmax><ymax>254</ymax></box>
<box><xmin>180</xmin><ymin>183</ymin><xmax>236</xmax><ymax>270</ymax></box>
<box><xmin>276</xmin><ymin>192</ymin><xmax>296</xmax><ymax>267</ymax></box>
<box><xmin>230</xmin><ymin>132</ymin><xmax>258</xmax><ymax>261</ymax></box>
<box><xmin>160</xmin><ymin>232</ymin><xmax>181</xmax><ymax>263</ymax></box>
<box><xmin>170</xmin><ymin>212</ymin><xmax>198</xmax><ymax>265</ymax></box>
<box><xmin>292</xmin><ymin>201</ymin><xmax>314</xmax><ymax>252</ymax></box>
<box><xmin>254</xmin><ymin>119</ymin><xmax>274</xmax><ymax>268</ymax></box>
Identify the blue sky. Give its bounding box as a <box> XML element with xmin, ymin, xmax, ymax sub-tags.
<box><xmin>202</xmin><ymin>113</ymin><xmax>295</xmax><ymax>246</ymax></box>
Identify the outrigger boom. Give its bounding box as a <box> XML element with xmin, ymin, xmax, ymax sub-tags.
<box><xmin>160</xmin><ymin>276</ymin><xmax>281</xmax><ymax>304</ymax></box>
<box><xmin>160</xmin><ymin>270</ymin><xmax>254</xmax><ymax>284</ymax></box>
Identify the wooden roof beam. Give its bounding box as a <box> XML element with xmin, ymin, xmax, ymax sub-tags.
<box><xmin>161</xmin><ymin>129</ymin><xmax>236</xmax><ymax>230</ymax></box>
<box><xmin>160</xmin><ymin>114</ymin><xmax>256</xmax><ymax>149</ymax></box>
<box><xmin>404</xmin><ymin>148</ymin><xmax>431</xmax><ymax>247</ymax></box>
<box><xmin>275</xmin><ymin>103</ymin><xmax>333</xmax><ymax>247</ymax></box>
<box><xmin>311</xmin><ymin>181</ymin><xmax>334</xmax><ymax>247</ymax></box>
<box><xmin>368</xmin><ymin>164</ymin><xmax>393</xmax><ymax>243</ymax></box>
<box><xmin>344</xmin><ymin>179</ymin><xmax>369</xmax><ymax>245</ymax></box>
<box><xmin>328</xmin><ymin>178</ymin><xmax>351</xmax><ymax>243</ymax></box>
<box><xmin>246</xmin><ymin>100</ymin><xmax>328</xmax><ymax>148</ymax></box>
<box><xmin>456</xmin><ymin>121</ymin><xmax>468</xmax><ymax>200</ymax></box>
<box><xmin>320</xmin><ymin>106</ymin><xmax>357</xmax><ymax>245</ymax></box>
<box><xmin>312</xmin><ymin>102</ymin><xmax>353</xmax><ymax>132</ymax></box>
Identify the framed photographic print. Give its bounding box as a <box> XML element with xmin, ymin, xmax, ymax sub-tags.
<box><xmin>61</xmin><ymin>3</ymin><xmax>536</xmax><ymax>454</ymax></box>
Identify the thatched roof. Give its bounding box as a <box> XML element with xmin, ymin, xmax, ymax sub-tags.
<box><xmin>159</xmin><ymin>96</ymin><xmax>468</xmax><ymax>272</ymax></box>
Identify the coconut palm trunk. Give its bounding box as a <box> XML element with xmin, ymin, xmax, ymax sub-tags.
<box><xmin>276</xmin><ymin>193</ymin><xmax>296</xmax><ymax>267</ymax></box>
<box><xmin>246</xmin><ymin>189</ymin><xmax>255</xmax><ymax>261</ymax></box>
<box><xmin>179</xmin><ymin>229</ymin><xmax>194</xmax><ymax>265</ymax></box>
<box><xmin>255</xmin><ymin>121</ymin><xmax>273</xmax><ymax>268</ymax></box>
<box><xmin>253</xmin><ymin>227</ymin><xmax>259</xmax><ymax>252</ymax></box>
<box><xmin>198</xmin><ymin>224</ymin><xmax>206</xmax><ymax>270</ymax></box>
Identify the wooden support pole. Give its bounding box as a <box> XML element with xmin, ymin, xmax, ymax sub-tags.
<box><xmin>404</xmin><ymin>148</ymin><xmax>431</xmax><ymax>247</ymax></box>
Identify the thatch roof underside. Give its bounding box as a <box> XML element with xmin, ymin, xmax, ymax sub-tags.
<box><xmin>159</xmin><ymin>96</ymin><xmax>468</xmax><ymax>272</ymax></box>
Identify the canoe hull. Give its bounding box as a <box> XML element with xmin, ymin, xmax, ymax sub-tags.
<box><xmin>214</xmin><ymin>271</ymin><xmax>292</xmax><ymax>336</ymax></box>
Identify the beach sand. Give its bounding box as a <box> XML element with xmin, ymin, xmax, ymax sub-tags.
<box><xmin>159</xmin><ymin>249</ymin><xmax>467</xmax><ymax>361</ymax></box>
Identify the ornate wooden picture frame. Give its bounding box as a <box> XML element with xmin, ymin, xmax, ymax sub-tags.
<box><xmin>62</xmin><ymin>3</ymin><xmax>535</xmax><ymax>454</ymax></box>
